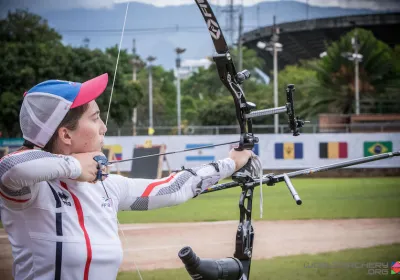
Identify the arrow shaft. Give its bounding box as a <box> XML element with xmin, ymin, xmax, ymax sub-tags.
<box><xmin>108</xmin><ymin>140</ymin><xmax>240</xmax><ymax>164</ymax></box>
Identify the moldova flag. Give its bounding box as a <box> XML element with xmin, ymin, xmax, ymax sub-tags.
<box><xmin>319</xmin><ymin>142</ymin><xmax>348</xmax><ymax>159</ymax></box>
<box><xmin>275</xmin><ymin>143</ymin><xmax>303</xmax><ymax>159</ymax></box>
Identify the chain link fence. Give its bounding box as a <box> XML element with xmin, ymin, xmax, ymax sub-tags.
<box><xmin>106</xmin><ymin>122</ymin><xmax>400</xmax><ymax>136</ymax></box>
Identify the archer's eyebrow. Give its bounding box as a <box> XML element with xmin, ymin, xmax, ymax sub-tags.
<box><xmin>90</xmin><ymin>110</ymin><xmax>100</xmax><ymax>117</ymax></box>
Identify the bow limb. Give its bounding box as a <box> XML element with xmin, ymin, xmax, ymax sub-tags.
<box><xmin>194</xmin><ymin>0</ymin><xmax>258</xmax><ymax>151</ymax></box>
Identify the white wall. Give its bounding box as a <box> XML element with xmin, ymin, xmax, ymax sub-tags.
<box><xmin>104</xmin><ymin>133</ymin><xmax>400</xmax><ymax>172</ymax></box>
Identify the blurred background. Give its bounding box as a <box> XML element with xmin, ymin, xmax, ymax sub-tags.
<box><xmin>0</xmin><ymin>0</ymin><xmax>399</xmax><ymax>137</ymax></box>
<box><xmin>0</xmin><ymin>1</ymin><xmax>399</xmax><ymax>280</ymax></box>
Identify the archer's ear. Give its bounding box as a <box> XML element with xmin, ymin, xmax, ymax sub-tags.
<box><xmin>57</xmin><ymin>127</ymin><xmax>73</xmax><ymax>146</ymax></box>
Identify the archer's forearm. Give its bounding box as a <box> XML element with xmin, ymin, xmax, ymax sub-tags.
<box><xmin>116</xmin><ymin>158</ymin><xmax>236</xmax><ymax>211</ymax></box>
<box><xmin>0</xmin><ymin>149</ymin><xmax>81</xmax><ymax>192</ymax></box>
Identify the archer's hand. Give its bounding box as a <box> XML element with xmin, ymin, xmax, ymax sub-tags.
<box><xmin>229</xmin><ymin>149</ymin><xmax>253</xmax><ymax>171</ymax></box>
<box><xmin>71</xmin><ymin>152</ymin><xmax>106</xmax><ymax>182</ymax></box>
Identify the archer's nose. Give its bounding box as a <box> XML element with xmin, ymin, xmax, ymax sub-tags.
<box><xmin>100</xmin><ymin>118</ymin><xmax>107</xmax><ymax>135</ymax></box>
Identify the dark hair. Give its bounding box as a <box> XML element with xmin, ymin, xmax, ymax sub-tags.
<box><xmin>43</xmin><ymin>104</ymin><xmax>89</xmax><ymax>153</ymax></box>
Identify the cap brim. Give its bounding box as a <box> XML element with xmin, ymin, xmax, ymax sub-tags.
<box><xmin>71</xmin><ymin>73</ymin><xmax>108</xmax><ymax>108</ymax></box>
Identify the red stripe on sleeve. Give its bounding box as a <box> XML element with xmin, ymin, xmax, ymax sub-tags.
<box><xmin>141</xmin><ymin>174</ymin><xmax>176</xmax><ymax>197</ymax></box>
<box><xmin>60</xmin><ymin>181</ymin><xmax>92</xmax><ymax>280</ymax></box>
<box><xmin>339</xmin><ymin>142</ymin><xmax>348</xmax><ymax>158</ymax></box>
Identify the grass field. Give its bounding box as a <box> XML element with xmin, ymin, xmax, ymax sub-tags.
<box><xmin>117</xmin><ymin>243</ymin><xmax>400</xmax><ymax>280</ymax></box>
<box><xmin>117</xmin><ymin>177</ymin><xmax>400</xmax><ymax>223</ymax></box>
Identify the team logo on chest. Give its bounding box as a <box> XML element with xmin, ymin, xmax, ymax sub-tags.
<box><xmin>57</xmin><ymin>191</ymin><xmax>72</xmax><ymax>206</ymax></box>
<box><xmin>101</xmin><ymin>197</ymin><xmax>113</xmax><ymax>208</ymax></box>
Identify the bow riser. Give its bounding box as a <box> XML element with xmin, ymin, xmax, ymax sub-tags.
<box><xmin>193</xmin><ymin>0</ymin><xmax>256</xmax><ymax>277</ymax></box>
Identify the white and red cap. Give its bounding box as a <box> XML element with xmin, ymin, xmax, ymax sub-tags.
<box><xmin>20</xmin><ymin>73</ymin><xmax>108</xmax><ymax>148</ymax></box>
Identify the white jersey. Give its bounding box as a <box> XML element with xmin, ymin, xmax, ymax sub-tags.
<box><xmin>0</xmin><ymin>149</ymin><xmax>235</xmax><ymax>280</ymax></box>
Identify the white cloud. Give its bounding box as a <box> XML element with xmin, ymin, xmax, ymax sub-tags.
<box><xmin>0</xmin><ymin>0</ymin><xmax>114</xmax><ymax>13</ymax></box>
<box><xmin>114</xmin><ymin>0</ymin><xmax>400</xmax><ymax>11</ymax></box>
<box><xmin>2</xmin><ymin>0</ymin><xmax>399</xmax><ymax>12</ymax></box>
<box><xmin>305</xmin><ymin>0</ymin><xmax>400</xmax><ymax>10</ymax></box>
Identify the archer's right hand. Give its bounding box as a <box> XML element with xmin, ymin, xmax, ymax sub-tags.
<box><xmin>71</xmin><ymin>152</ymin><xmax>106</xmax><ymax>182</ymax></box>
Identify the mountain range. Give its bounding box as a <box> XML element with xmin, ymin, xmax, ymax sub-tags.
<box><xmin>2</xmin><ymin>1</ymin><xmax>397</xmax><ymax>70</ymax></box>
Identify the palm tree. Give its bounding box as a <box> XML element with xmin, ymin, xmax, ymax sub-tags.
<box><xmin>298</xmin><ymin>28</ymin><xmax>399</xmax><ymax>117</ymax></box>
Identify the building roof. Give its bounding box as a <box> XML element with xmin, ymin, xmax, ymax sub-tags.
<box><xmin>242</xmin><ymin>12</ymin><xmax>400</xmax><ymax>72</ymax></box>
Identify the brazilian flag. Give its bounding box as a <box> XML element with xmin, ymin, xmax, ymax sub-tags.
<box><xmin>364</xmin><ymin>141</ymin><xmax>392</xmax><ymax>156</ymax></box>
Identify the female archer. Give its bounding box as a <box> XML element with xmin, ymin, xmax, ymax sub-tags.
<box><xmin>0</xmin><ymin>73</ymin><xmax>253</xmax><ymax>280</ymax></box>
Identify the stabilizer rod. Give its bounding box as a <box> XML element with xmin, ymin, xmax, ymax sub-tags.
<box><xmin>201</xmin><ymin>151</ymin><xmax>400</xmax><ymax>194</ymax></box>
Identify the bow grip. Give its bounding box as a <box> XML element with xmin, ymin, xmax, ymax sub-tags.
<box><xmin>232</xmin><ymin>159</ymin><xmax>256</xmax><ymax>184</ymax></box>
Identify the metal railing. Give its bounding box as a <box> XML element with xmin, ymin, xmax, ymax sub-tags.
<box><xmin>106</xmin><ymin>122</ymin><xmax>400</xmax><ymax>136</ymax></box>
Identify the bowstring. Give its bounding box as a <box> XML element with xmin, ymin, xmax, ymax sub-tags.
<box><xmin>105</xmin><ymin>2</ymin><xmax>129</xmax><ymax>127</ymax></box>
<box><xmin>105</xmin><ymin>3</ymin><xmax>144</xmax><ymax>280</ymax></box>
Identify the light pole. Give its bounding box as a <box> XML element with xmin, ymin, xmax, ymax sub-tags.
<box><xmin>146</xmin><ymin>55</ymin><xmax>156</xmax><ymax>135</ymax></box>
<box><xmin>130</xmin><ymin>39</ymin><xmax>144</xmax><ymax>136</ymax></box>
<box><xmin>256</xmin><ymin>16</ymin><xmax>282</xmax><ymax>133</ymax></box>
<box><xmin>175</xmin><ymin>47</ymin><xmax>186</xmax><ymax>135</ymax></box>
<box><xmin>341</xmin><ymin>34</ymin><xmax>363</xmax><ymax>115</ymax></box>
<box><xmin>257</xmin><ymin>40</ymin><xmax>282</xmax><ymax>134</ymax></box>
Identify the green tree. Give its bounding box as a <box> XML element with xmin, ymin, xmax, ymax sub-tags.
<box><xmin>180</xmin><ymin>47</ymin><xmax>270</xmax><ymax>126</ymax></box>
<box><xmin>0</xmin><ymin>10</ymin><xmax>67</xmax><ymax>137</ymax></box>
<box><xmin>135</xmin><ymin>65</ymin><xmax>177</xmax><ymax>129</ymax></box>
<box><xmin>302</xmin><ymin>28</ymin><xmax>399</xmax><ymax>116</ymax></box>
<box><xmin>94</xmin><ymin>46</ymin><xmax>144</xmax><ymax>129</ymax></box>
<box><xmin>0</xmin><ymin>10</ymin><xmax>144</xmax><ymax>137</ymax></box>
<box><xmin>230</xmin><ymin>46</ymin><xmax>265</xmax><ymax>72</ymax></box>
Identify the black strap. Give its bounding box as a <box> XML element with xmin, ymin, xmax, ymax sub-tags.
<box><xmin>23</xmin><ymin>140</ymin><xmax>35</xmax><ymax>149</ymax></box>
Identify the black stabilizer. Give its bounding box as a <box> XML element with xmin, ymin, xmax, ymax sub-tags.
<box><xmin>179</xmin><ymin>246</ymin><xmax>243</xmax><ymax>280</ymax></box>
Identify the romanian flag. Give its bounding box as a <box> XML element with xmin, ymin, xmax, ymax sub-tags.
<box><xmin>275</xmin><ymin>143</ymin><xmax>303</xmax><ymax>159</ymax></box>
<box><xmin>319</xmin><ymin>142</ymin><xmax>348</xmax><ymax>159</ymax></box>
<box><xmin>364</xmin><ymin>141</ymin><xmax>392</xmax><ymax>156</ymax></box>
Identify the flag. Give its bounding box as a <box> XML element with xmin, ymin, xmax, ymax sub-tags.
<box><xmin>185</xmin><ymin>143</ymin><xmax>215</xmax><ymax>161</ymax></box>
<box><xmin>103</xmin><ymin>144</ymin><xmax>123</xmax><ymax>160</ymax></box>
<box><xmin>364</xmin><ymin>141</ymin><xmax>392</xmax><ymax>156</ymax></box>
<box><xmin>148</xmin><ymin>127</ymin><xmax>155</xmax><ymax>135</ymax></box>
<box><xmin>252</xmin><ymin>143</ymin><xmax>259</xmax><ymax>156</ymax></box>
<box><xmin>319</xmin><ymin>142</ymin><xmax>348</xmax><ymax>159</ymax></box>
<box><xmin>275</xmin><ymin>143</ymin><xmax>303</xmax><ymax>159</ymax></box>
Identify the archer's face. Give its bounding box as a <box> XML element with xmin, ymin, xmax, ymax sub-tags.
<box><xmin>69</xmin><ymin>101</ymin><xmax>107</xmax><ymax>153</ymax></box>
